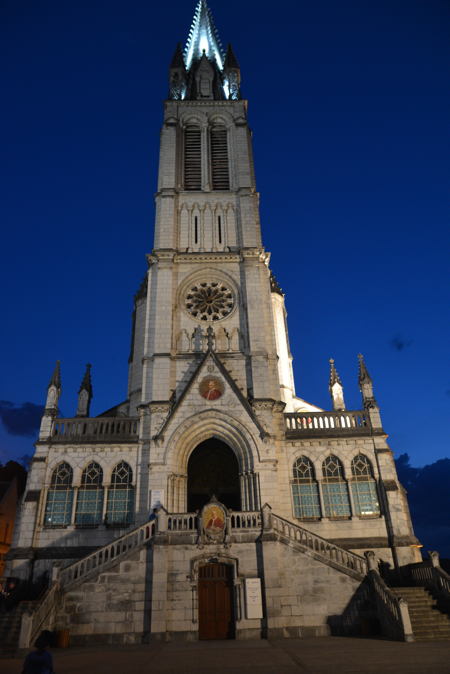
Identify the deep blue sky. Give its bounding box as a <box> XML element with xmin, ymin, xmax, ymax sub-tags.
<box><xmin>1</xmin><ymin>0</ymin><xmax>449</xmax><ymax>469</ymax></box>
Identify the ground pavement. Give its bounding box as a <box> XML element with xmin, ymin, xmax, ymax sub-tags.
<box><xmin>2</xmin><ymin>637</ymin><xmax>450</xmax><ymax>673</ymax></box>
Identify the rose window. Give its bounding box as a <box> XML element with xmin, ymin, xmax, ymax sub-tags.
<box><xmin>185</xmin><ymin>282</ymin><xmax>234</xmax><ymax>321</ymax></box>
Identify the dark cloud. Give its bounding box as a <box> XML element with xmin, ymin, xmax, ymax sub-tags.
<box><xmin>0</xmin><ymin>401</ymin><xmax>44</xmax><ymax>437</ymax></box>
<box><xmin>390</xmin><ymin>335</ymin><xmax>413</xmax><ymax>351</ymax></box>
<box><xmin>396</xmin><ymin>453</ymin><xmax>450</xmax><ymax>557</ymax></box>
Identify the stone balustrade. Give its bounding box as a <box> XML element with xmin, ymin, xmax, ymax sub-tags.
<box><xmin>59</xmin><ymin>520</ymin><xmax>155</xmax><ymax>588</ymax></box>
<box><xmin>365</xmin><ymin>553</ymin><xmax>414</xmax><ymax>642</ymax></box>
<box><xmin>270</xmin><ymin>512</ymin><xmax>367</xmax><ymax>579</ymax></box>
<box><xmin>284</xmin><ymin>410</ymin><xmax>370</xmax><ymax>437</ymax></box>
<box><xmin>51</xmin><ymin>417</ymin><xmax>139</xmax><ymax>443</ymax></box>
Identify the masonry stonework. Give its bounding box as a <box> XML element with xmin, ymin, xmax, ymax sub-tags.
<box><xmin>8</xmin><ymin>0</ymin><xmax>422</xmax><ymax>645</ymax></box>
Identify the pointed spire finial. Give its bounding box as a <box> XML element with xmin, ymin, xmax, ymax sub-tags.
<box><xmin>48</xmin><ymin>360</ymin><xmax>61</xmax><ymax>390</ymax></box>
<box><xmin>224</xmin><ymin>43</ymin><xmax>240</xmax><ymax>70</ymax></box>
<box><xmin>44</xmin><ymin>360</ymin><xmax>62</xmax><ymax>416</ymax></box>
<box><xmin>329</xmin><ymin>358</ymin><xmax>342</xmax><ymax>388</ymax></box>
<box><xmin>328</xmin><ymin>358</ymin><xmax>345</xmax><ymax>411</ymax></box>
<box><xmin>78</xmin><ymin>363</ymin><xmax>93</xmax><ymax>395</ymax></box>
<box><xmin>76</xmin><ymin>363</ymin><xmax>93</xmax><ymax>417</ymax></box>
<box><xmin>184</xmin><ymin>0</ymin><xmax>224</xmax><ymax>71</ymax></box>
<box><xmin>358</xmin><ymin>353</ymin><xmax>372</xmax><ymax>384</ymax></box>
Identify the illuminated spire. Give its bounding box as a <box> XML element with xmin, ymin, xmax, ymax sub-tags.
<box><xmin>184</xmin><ymin>0</ymin><xmax>224</xmax><ymax>71</ymax></box>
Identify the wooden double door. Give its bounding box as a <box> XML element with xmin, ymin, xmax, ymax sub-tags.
<box><xmin>198</xmin><ymin>563</ymin><xmax>235</xmax><ymax>640</ymax></box>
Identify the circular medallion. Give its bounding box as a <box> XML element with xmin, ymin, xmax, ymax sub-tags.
<box><xmin>199</xmin><ymin>377</ymin><xmax>224</xmax><ymax>401</ymax></box>
<box><xmin>185</xmin><ymin>282</ymin><xmax>234</xmax><ymax>321</ymax></box>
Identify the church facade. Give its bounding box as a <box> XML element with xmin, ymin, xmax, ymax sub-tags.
<box><xmin>9</xmin><ymin>1</ymin><xmax>422</xmax><ymax>643</ymax></box>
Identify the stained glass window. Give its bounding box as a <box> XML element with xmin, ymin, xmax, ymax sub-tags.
<box><xmin>351</xmin><ymin>454</ymin><xmax>380</xmax><ymax>516</ymax></box>
<box><xmin>44</xmin><ymin>462</ymin><xmax>73</xmax><ymax>526</ymax></box>
<box><xmin>322</xmin><ymin>455</ymin><xmax>351</xmax><ymax>518</ymax></box>
<box><xmin>106</xmin><ymin>462</ymin><xmax>134</xmax><ymax>525</ymax></box>
<box><xmin>75</xmin><ymin>461</ymin><xmax>103</xmax><ymax>526</ymax></box>
<box><xmin>291</xmin><ymin>456</ymin><xmax>321</xmax><ymax>519</ymax></box>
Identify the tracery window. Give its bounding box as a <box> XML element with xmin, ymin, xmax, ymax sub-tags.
<box><xmin>350</xmin><ymin>454</ymin><xmax>380</xmax><ymax>517</ymax></box>
<box><xmin>75</xmin><ymin>461</ymin><xmax>104</xmax><ymax>526</ymax></box>
<box><xmin>106</xmin><ymin>462</ymin><xmax>134</xmax><ymax>526</ymax></box>
<box><xmin>44</xmin><ymin>462</ymin><xmax>74</xmax><ymax>526</ymax></box>
<box><xmin>322</xmin><ymin>455</ymin><xmax>351</xmax><ymax>518</ymax></box>
<box><xmin>291</xmin><ymin>456</ymin><xmax>321</xmax><ymax>519</ymax></box>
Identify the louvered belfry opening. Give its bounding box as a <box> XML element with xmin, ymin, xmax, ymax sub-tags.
<box><xmin>184</xmin><ymin>126</ymin><xmax>202</xmax><ymax>190</ymax></box>
<box><xmin>210</xmin><ymin>126</ymin><xmax>230</xmax><ymax>190</ymax></box>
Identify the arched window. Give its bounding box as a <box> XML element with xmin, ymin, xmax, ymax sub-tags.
<box><xmin>291</xmin><ymin>456</ymin><xmax>321</xmax><ymax>519</ymax></box>
<box><xmin>106</xmin><ymin>462</ymin><xmax>134</xmax><ymax>526</ymax></box>
<box><xmin>44</xmin><ymin>462</ymin><xmax>73</xmax><ymax>526</ymax></box>
<box><xmin>322</xmin><ymin>455</ymin><xmax>351</xmax><ymax>518</ymax></box>
<box><xmin>351</xmin><ymin>454</ymin><xmax>380</xmax><ymax>517</ymax></box>
<box><xmin>210</xmin><ymin>126</ymin><xmax>229</xmax><ymax>190</ymax></box>
<box><xmin>75</xmin><ymin>461</ymin><xmax>103</xmax><ymax>526</ymax></box>
<box><xmin>184</xmin><ymin>126</ymin><xmax>202</xmax><ymax>190</ymax></box>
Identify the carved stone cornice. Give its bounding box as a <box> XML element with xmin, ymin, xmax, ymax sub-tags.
<box><xmin>174</xmin><ymin>252</ymin><xmax>241</xmax><ymax>263</ymax></box>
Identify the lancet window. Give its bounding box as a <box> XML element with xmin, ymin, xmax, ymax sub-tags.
<box><xmin>291</xmin><ymin>456</ymin><xmax>321</xmax><ymax>519</ymax></box>
<box><xmin>184</xmin><ymin>126</ymin><xmax>202</xmax><ymax>190</ymax></box>
<box><xmin>75</xmin><ymin>461</ymin><xmax>104</xmax><ymax>526</ymax></box>
<box><xmin>210</xmin><ymin>126</ymin><xmax>229</xmax><ymax>190</ymax></box>
<box><xmin>321</xmin><ymin>455</ymin><xmax>351</xmax><ymax>518</ymax></box>
<box><xmin>106</xmin><ymin>462</ymin><xmax>134</xmax><ymax>525</ymax></box>
<box><xmin>183</xmin><ymin>125</ymin><xmax>230</xmax><ymax>191</ymax></box>
<box><xmin>350</xmin><ymin>454</ymin><xmax>380</xmax><ymax>517</ymax></box>
<box><xmin>44</xmin><ymin>462</ymin><xmax>74</xmax><ymax>526</ymax></box>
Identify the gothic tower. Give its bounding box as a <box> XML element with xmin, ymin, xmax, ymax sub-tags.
<box><xmin>8</xmin><ymin>1</ymin><xmax>425</xmax><ymax>646</ymax></box>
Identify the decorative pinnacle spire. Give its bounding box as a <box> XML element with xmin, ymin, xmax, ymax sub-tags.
<box><xmin>328</xmin><ymin>358</ymin><xmax>342</xmax><ymax>389</ymax></box>
<box><xmin>328</xmin><ymin>358</ymin><xmax>345</xmax><ymax>411</ymax></box>
<box><xmin>76</xmin><ymin>363</ymin><xmax>93</xmax><ymax>417</ymax></box>
<box><xmin>184</xmin><ymin>0</ymin><xmax>224</xmax><ymax>71</ymax></box>
<box><xmin>170</xmin><ymin>42</ymin><xmax>185</xmax><ymax>69</ymax></box>
<box><xmin>358</xmin><ymin>353</ymin><xmax>372</xmax><ymax>385</ymax></box>
<box><xmin>48</xmin><ymin>360</ymin><xmax>61</xmax><ymax>390</ymax></box>
<box><xmin>78</xmin><ymin>363</ymin><xmax>93</xmax><ymax>395</ymax></box>
<box><xmin>224</xmin><ymin>43</ymin><xmax>239</xmax><ymax>70</ymax></box>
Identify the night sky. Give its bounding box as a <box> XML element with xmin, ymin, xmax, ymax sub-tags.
<box><xmin>2</xmin><ymin>0</ymin><xmax>449</xmax><ymax>477</ymax></box>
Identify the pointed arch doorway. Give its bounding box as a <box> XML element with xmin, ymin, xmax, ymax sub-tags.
<box><xmin>187</xmin><ymin>438</ymin><xmax>241</xmax><ymax>512</ymax></box>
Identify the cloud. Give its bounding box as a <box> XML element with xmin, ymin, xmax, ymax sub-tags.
<box><xmin>0</xmin><ymin>401</ymin><xmax>44</xmax><ymax>437</ymax></box>
<box><xmin>396</xmin><ymin>453</ymin><xmax>450</xmax><ymax>557</ymax></box>
<box><xmin>390</xmin><ymin>334</ymin><xmax>413</xmax><ymax>351</ymax></box>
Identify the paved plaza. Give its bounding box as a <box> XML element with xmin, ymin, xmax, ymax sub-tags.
<box><xmin>2</xmin><ymin>637</ymin><xmax>450</xmax><ymax>674</ymax></box>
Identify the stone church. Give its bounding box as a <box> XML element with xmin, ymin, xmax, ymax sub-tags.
<box><xmin>8</xmin><ymin>0</ymin><xmax>428</xmax><ymax>645</ymax></box>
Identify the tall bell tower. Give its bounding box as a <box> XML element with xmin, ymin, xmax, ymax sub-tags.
<box><xmin>127</xmin><ymin>0</ymin><xmax>296</xmax><ymax>415</ymax></box>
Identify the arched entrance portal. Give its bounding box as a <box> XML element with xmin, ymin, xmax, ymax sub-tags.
<box><xmin>187</xmin><ymin>439</ymin><xmax>241</xmax><ymax>511</ymax></box>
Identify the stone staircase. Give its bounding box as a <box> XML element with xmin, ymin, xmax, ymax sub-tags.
<box><xmin>0</xmin><ymin>601</ymin><xmax>36</xmax><ymax>657</ymax></box>
<box><xmin>391</xmin><ymin>587</ymin><xmax>450</xmax><ymax>641</ymax></box>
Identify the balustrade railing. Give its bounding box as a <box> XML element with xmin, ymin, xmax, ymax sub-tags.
<box><xmin>52</xmin><ymin>417</ymin><xmax>139</xmax><ymax>442</ymax></box>
<box><xmin>19</xmin><ymin>582</ymin><xmax>60</xmax><ymax>648</ymax></box>
<box><xmin>231</xmin><ymin>511</ymin><xmax>261</xmax><ymax>529</ymax></box>
<box><xmin>59</xmin><ymin>520</ymin><xmax>155</xmax><ymax>588</ymax></box>
<box><xmin>270</xmin><ymin>512</ymin><xmax>367</xmax><ymax>578</ymax></box>
<box><xmin>368</xmin><ymin>570</ymin><xmax>414</xmax><ymax>641</ymax></box>
<box><xmin>410</xmin><ymin>561</ymin><xmax>450</xmax><ymax>600</ymax></box>
<box><xmin>167</xmin><ymin>513</ymin><xmax>197</xmax><ymax>531</ymax></box>
<box><xmin>285</xmin><ymin>410</ymin><xmax>369</xmax><ymax>436</ymax></box>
